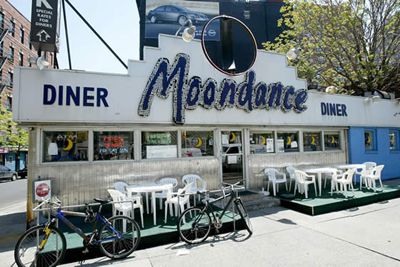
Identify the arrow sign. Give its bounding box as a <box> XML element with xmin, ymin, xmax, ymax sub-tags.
<box><xmin>36</xmin><ymin>30</ymin><xmax>51</xmax><ymax>42</ymax></box>
<box><xmin>36</xmin><ymin>0</ymin><xmax>53</xmax><ymax>9</ymax></box>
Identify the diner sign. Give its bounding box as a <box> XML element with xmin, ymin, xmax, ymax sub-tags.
<box><xmin>138</xmin><ymin>53</ymin><xmax>308</xmax><ymax>124</ymax></box>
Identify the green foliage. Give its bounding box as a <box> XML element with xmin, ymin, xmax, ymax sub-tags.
<box><xmin>263</xmin><ymin>0</ymin><xmax>400</xmax><ymax>95</ymax></box>
<box><xmin>0</xmin><ymin>105</ymin><xmax>28</xmax><ymax>149</ymax></box>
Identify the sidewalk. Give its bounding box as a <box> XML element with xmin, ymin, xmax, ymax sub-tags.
<box><xmin>2</xmin><ymin>198</ymin><xmax>400</xmax><ymax>267</ymax></box>
<box><xmin>61</xmin><ymin>198</ymin><xmax>400</xmax><ymax>267</ymax></box>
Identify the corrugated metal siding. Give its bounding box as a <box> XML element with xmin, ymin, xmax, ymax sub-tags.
<box><xmin>247</xmin><ymin>151</ymin><xmax>347</xmax><ymax>189</ymax></box>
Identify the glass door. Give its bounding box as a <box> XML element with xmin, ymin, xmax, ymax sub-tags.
<box><xmin>221</xmin><ymin>130</ymin><xmax>243</xmax><ymax>184</ymax></box>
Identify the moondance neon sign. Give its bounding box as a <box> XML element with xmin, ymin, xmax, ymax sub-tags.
<box><xmin>138</xmin><ymin>53</ymin><xmax>308</xmax><ymax>124</ymax></box>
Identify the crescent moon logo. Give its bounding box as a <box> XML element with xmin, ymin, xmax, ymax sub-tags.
<box><xmin>195</xmin><ymin>137</ymin><xmax>203</xmax><ymax>148</ymax></box>
<box><xmin>63</xmin><ymin>139</ymin><xmax>73</xmax><ymax>151</ymax></box>
<box><xmin>331</xmin><ymin>136</ymin><xmax>335</xmax><ymax>144</ymax></box>
<box><xmin>287</xmin><ymin>136</ymin><xmax>292</xmax><ymax>146</ymax></box>
<box><xmin>261</xmin><ymin>136</ymin><xmax>266</xmax><ymax>145</ymax></box>
<box><xmin>229</xmin><ymin>132</ymin><xmax>236</xmax><ymax>142</ymax></box>
<box><xmin>311</xmin><ymin>136</ymin><xmax>316</xmax><ymax>145</ymax></box>
<box><xmin>366</xmin><ymin>135</ymin><xmax>372</xmax><ymax>145</ymax></box>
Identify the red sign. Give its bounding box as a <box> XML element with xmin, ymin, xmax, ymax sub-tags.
<box><xmin>103</xmin><ymin>136</ymin><xmax>125</xmax><ymax>149</ymax></box>
<box><xmin>36</xmin><ymin>183</ymin><xmax>50</xmax><ymax>198</ymax></box>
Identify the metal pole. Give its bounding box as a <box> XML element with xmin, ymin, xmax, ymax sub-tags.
<box><xmin>64</xmin><ymin>0</ymin><xmax>128</xmax><ymax>70</ymax></box>
<box><xmin>62</xmin><ymin>0</ymin><xmax>72</xmax><ymax>70</ymax></box>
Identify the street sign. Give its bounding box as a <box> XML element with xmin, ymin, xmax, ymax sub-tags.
<box><xmin>34</xmin><ymin>180</ymin><xmax>51</xmax><ymax>201</ymax></box>
<box><xmin>30</xmin><ymin>0</ymin><xmax>60</xmax><ymax>52</ymax></box>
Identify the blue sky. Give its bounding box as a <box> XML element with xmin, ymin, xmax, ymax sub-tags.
<box><xmin>9</xmin><ymin>0</ymin><xmax>140</xmax><ymax>74</ymax></box>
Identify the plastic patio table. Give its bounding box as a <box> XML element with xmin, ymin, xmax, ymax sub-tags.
<box><xmin>126</xmin><ymin>183</ymin><xmax>173</xmax><ymax>226</ymax></box>
<box><xmin>300</xmin><ymin>167</ymin><xmax>338</xmax><ymax>196</ymax></box>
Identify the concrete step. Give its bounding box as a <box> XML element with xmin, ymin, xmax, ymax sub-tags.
<box><xmin>240</xmin><ymin>191</ymin><xmax>280</xmax><ymax>212</ymax></box>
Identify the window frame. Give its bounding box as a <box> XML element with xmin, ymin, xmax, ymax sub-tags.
<box><xmin>93</xmin><ymin>130</ymin><xmax>135</xmax><ymax>161</ymax></box>
<box><xmin>276</xmin><ymin>131</ymin><xmax>300</xmax><ymax>153</ymax></box>
<box><xmin>249</xmin><ymin>131</ymin><xmax>275</xmax><ymax>154</ymax></box>
<box><xmin>364</xmin><ymin>129</ymin><xmax>377</xmax><ymax>152</ymax></box>
<box><xmin>303</xmin><ymin>131</ymin><xmax>323</xmax><ymax>152</ymax></box>
<box><xmin>181</xmin><ymin>130</ymin><xmax>214</xmax><ymax>158</ymax></box>
<box><xmin>141</xmin><ymin>130</ymin><xmax>179</xmax><ymax>160</ymax></box>
<box><xmin>389</xmin><ymin>129</ymin><xmax>399</xmax><ymax>152</ymax></box>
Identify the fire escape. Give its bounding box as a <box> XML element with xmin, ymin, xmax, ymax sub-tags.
<box><xmin>0</xmin><ymin>23</ymin><xmax>10</xmax><ymax>95</ymax></box>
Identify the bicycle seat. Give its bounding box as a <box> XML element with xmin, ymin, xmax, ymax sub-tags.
<box><xmin>93</xmin><ymin>198</ymin><xmax>110</xmax><ymax>205</ymax></box>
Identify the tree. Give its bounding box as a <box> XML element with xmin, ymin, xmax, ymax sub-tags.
<box><xmin>263</xmin><ymin>0</ymin><xmax>400</xmax><ymax>96</ymax></box>
<box><xmin>0</xmin><ymin>106</ymin><xmax>28</xmax><ymax>170</ymax></box>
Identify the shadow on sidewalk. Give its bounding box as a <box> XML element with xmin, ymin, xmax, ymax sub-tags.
<box><xmin>0</xmin><ymin>212</ymin><xmax>26</xmax><ymax>253</ymax></box>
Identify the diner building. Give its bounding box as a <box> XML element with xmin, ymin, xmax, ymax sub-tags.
<box><xmin>13</xmin><ymin>35</ymin><xmax>400</xmax><ymax>207</ymax></box>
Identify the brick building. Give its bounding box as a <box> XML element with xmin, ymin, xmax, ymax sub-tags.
<box><xmin>0</xmin><ymin>0</ymin><xmax>53</xmax><ymax>171</ymax></box>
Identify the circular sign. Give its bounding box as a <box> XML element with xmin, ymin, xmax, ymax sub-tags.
<box><xmin>201</xmin><ymin>15</ymin><xmax>257</xmax><ymax>76</ymax></box>
<box><xmin>36</xmin><ymin>183</ymin><xmax>50</xmax><ymax>198</ymax></box>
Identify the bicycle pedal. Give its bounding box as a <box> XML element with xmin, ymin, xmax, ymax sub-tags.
<box><xmin>82</xmin><ymin>248</ymin><xmax>89</xmax><ymax>254</ymax></box>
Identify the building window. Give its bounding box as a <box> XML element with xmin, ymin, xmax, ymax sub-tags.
<box><xmin>277</xmin><ymin>132</ymin><xmax>299</xmax><ymax>152</ymax></box>
<box><xmin>303</xmin><ymin>132</ymin><xmax>322</xmax><ymax>152</ymax></box>
<box><xmin>250</xmin><ymin>132</ymin><xmax>274</xmax><ymax>154</ymax></box>
<box><xmin>8</xmin><ymin>46</ymin><xmax>14</xmax><ymax>62</ymax></box>
<box><xmin>364</xmin><ymin>129</ymin><xmax>376</xmax><ymax>151</ymax></box>
<box><xmin>0</xmin><ymin>13</ymin><xmax>4</xmax><ymax>30</ymax></box>
<box><xmin>7</xmin><ymin>71</ymin><xmax>13</xmax><ymax>87</ymax></box>
<box><xmin>324</xmin><ymin>132</ymin><xmax>341</xmax><ymax>150</ymax></box>
<box><xmin>389</xmin><ymin>129</ymin><xmax>399</xmax><ymax>151</ymax></box>
<box><xmin>9</xmin><ymin>20</ymin><xmax>15</xmax><ymax>37</ymax></box>
<box><xmin>18</xmin><ymin>52</ymin><xmax>23</xmax><ymax>66</ymax></box>
<box><xmin>20</xmin><ymin>27</ymin><xmax>24</xmax><ymax>44</ymax></box>
<box><xmin>181</xmin><ymin>131</ymin><xmax>214</xmax><ymax>157</ymax></box>
<box><xmin>42</xmin><ymin>131</ymin><xmax>88</xmax><ymax>162</ymax></box>
<box><xmin>141</xmin><ymin>131</ymin><xmax>177</xmax><ymax>159</ymax></box>
<box><xmin>94</xmin><ymin>131</ymin><xmax>134</xmax><ymax>161</ymax></box>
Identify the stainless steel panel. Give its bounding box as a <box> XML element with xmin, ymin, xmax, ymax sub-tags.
<box><xmin>247</xmin><ymin>151</ymin><xmax>347</xmax><ymax>190</ymax></box>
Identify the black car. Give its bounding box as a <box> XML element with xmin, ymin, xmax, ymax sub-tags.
<box><xmin>18</xmin><ymin>167</ymin><xmax>27</xmax><ymax>179</ymax></box>
<box><xmin>0</xmin><ymin>165</ymin><xmax>18</xmax><ymax>181</ymax></box>
<box><xmin>147</xmin><ymin>5</ymin><xmax>209</xmax><ymax>26</ymax></box>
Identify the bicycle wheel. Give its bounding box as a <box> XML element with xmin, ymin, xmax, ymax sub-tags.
<box><xmin>178</xmin><ymin>207</ymin><xmax>211</xmax><ymax>244</ymax></box>
<box><xmin>99</xmin><ymin>215</ymin><xmax>141</xmax><ymax>259</ymax></box>
<box><xmin>14</xmin><ymin>225</ymin><xmax>66</xmax><ymax>267</ymax></box>
<box><xmin>235</xmin><ymin>199</ymin><xmax>253</xmax><ymax>235</ymax></box>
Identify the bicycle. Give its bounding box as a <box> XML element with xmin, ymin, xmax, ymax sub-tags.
<box><xmin>14</xmin><ymin>197</ymin><xmax>141</xmax><ymax>267</ymax></box>
<box><xmin>177</xmin><ymin>181</ymin><xmax>253</xmax><ymax>244</ymax></box>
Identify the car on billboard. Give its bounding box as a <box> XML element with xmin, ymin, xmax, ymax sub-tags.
<box><xmin>147</xmin><ymin>5</ymin><xmax>209</xmax><ymax>26</ymax></box>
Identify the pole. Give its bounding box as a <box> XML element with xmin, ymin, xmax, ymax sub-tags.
<box><xmin>62</xmin><ymin>0</ymin><xmax>72</xmax><ymax>70</ymax></box>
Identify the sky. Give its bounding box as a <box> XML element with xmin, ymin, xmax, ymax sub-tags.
<box><xmin>9</xmin><ymin>0</ymin><xmax>140</xmax><ymax>74</ymax></box>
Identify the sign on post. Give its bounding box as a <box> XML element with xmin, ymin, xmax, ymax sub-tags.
<box><xmin>34</xmin><ymin>180</ymin><xmax>51</xmax><ymax>201</ymax></box>
<box><xmin>30</xmin><ymin>0</ymin><xmax>60</xmax><ymax>52</ymax></box>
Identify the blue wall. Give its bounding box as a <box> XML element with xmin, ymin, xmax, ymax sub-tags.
<box><xmin>348</xmin><ymin>127</ymin><xmax>400</xmax><ymax>180</ymax></box>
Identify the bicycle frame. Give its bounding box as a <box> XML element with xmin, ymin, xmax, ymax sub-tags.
<box><xmin>47</xmin><ymin>206</ymin><xmax>122</xmax><ymax>245</ymax></box>
<box><xmin>202</xmin><ymin>189</ymin><xmax>238</xmax><ymax>224</ymax></box>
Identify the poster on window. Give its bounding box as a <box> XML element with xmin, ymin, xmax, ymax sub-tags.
<box><xmin>145</xmin><ymin>0</ymin><xmax>219</xmax><ymax>40</ymax></box>
<box><xmin>277</xmin><ymin>139</ymin><xmax>285</xmax><ymax>153</ymax></box>
<box><xmin>146</xmin><ymin>145</ymin><xmax>177</xmax><ymax>159</ymax></box>
<box><xmin>266</xmin><ymin>138</ymin><xmax>274</xmax><ymax>153</ymax></box>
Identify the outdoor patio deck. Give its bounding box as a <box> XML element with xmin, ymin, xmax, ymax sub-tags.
<box><xmin>56</xmin><ymin>204</ymin><xmax>246</xmax><ymax>264</ymax></box>
<box><xmin>278</xmin><ymin>179</ymin><xmax>400</xmax><ymax>216</ymax></box>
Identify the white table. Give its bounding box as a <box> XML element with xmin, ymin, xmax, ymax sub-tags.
<box><xmin>336</xmin><ymin>164</ymin><xmax>365</xmax><ymax>170</ymax></box>
<box><xmin>126</xmin><ymin>183</ymin><xmax>173</xmax><ymax>225</ymax></box>
<box><xmin>301</xmin><ymin>167</ymin><xmax>338</xmax><ymax>196</ymax></box>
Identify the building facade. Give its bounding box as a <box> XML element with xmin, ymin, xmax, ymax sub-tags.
<box><xmin>0</xmin><ymin>0</ymin><xmax>54</xmax><ymax>171</ymax></box>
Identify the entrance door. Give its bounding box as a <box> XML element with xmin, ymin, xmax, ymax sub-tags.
<box><xmin>221</xmin><ymin>130</ymin><xmax>243</xmax><ymax>184</ymax></box>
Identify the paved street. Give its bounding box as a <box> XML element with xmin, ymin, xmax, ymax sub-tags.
<box><xmin>0</xmin><ymin>179</ymin><xmax>27</xmax><ymax>211</ymax></box>
<box><xmin>1</xmin><ymin>194</ymin><xmax>400</xmax><ymax>267</ymax></box>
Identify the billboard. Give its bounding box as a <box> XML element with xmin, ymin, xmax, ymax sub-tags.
<box><xmin>145</xmin><ymin>0</ymin><xmax>219</xmax><ymax>40</ymax></box>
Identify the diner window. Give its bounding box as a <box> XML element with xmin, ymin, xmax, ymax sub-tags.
<box><xmin>276</xmin><ymin>132</ymin><xmax>299</xmax><ymax>152</ymax></box>
<box><xmin>250</xmin><ymin>132</ymin><xmax>274</xmax><ymax>154</ymax></box>
<box><xmin>181</xmin><ymin>131</ymin><xmax>214</xmax><ymax>157</ymax></box>
<box><xmin>389</xmin><ymin>129</ymin><xmax>399</xmax><ymax>151</ymax></box>
<box><xmin>94</xmin><ymin>131</ymin><xmax>134</xmax><ymax>161</ymax></box>
<box><xmin>142</xmin><ymin>131</ymin><xmax>177</xmax><ymax>159</ymax></box>
<box><xmin>303</xmin><ymin>132</ymin><xmax>322</xmax><ymax>152</ymax></box>
<box><xmin>324</xmin><ymin>132</ymin><xmax>341</xmax><ymax>150</ymax></box>
<box><xmin>364</xmin><ymin>129</ymin><xmax>376</xmax><ymax>151</ymax></box>
<box><xmin>43</xmin><ymin>131</ymin><xmax>88</xmax><ymax>162</ymax></box>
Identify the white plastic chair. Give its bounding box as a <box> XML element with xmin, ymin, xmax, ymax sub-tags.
<box><xmin>358</xmin><ymin>162</ymin><xmax>377</xmax><ymax>189</ymax></box>
<box><xmin>334</xmin><ymin>168</ymin><xmax>356</xmax><ymax>197</ymax></box>
<box><xmin>182</xmin><ymin>174</ymin><xmax>207</xmax><ymax>205</ymax></box>
<box><xmin>164</xmin><ymin>182</ymin><xmax>193</xmax><ymax>223</ymax></box>
<box><xmin>286</xmin><ymin>166</ymin><xmax>297</xmax><ymax>192</ymax></box>
<box><xmin>263</xmin><ymin>168</ymin><xmax>288</xmax><ymax>196</ymax></box>
<box><xmin>293</xmin><ymin>170</ymin><xmax>317</xmax><ymax>199</ymax></box>
<box><xmin>154</xmin><ymin>177</ymin><xmax>178</xmax><ymax>209</ymax></box>
<box><xmin>365</xmin><ymin>165</ymin><xmax>384</xmax><ymax>192</ymax></box>
<box><xmin>113</xmin><ymin>181</ymin><xmax>143</xmax><ymax>204</ymax></box>
<box><xmin>107</xmin><ymin>189</ymin><xmax>144</xmax><ymax>228</ymax></box>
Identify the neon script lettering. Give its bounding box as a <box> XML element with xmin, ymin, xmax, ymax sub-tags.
<box><xmin>138</xmin><ymin>53</ymin><xmax>308</xmax><ymax>124</ymax></box>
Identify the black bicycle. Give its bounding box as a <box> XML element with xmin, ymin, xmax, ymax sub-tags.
<box><xmin>177</xmin><ymin>181</ymin><xmax>253</xmax><ymax>244</ymax></box>
<box><xmin>14</xmin><ymin>198</ymin><xmax>141</xmax><ymax>267</ymax></box>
